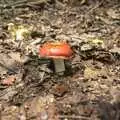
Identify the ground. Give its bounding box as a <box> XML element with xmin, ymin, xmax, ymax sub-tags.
<box><xmin>0</xmin><ymin>0</ymin><xmax>120</xmax><ymax>120</ymax></box>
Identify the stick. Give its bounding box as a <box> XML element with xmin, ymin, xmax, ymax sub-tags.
<box><xmin>58</xmin><ymin>115</ymin><xmax>91</xmax><ymax>119</ymax></box>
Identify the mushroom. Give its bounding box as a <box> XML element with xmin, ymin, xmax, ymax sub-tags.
<box><xmin>39</xmin><ymin>41</ymin><xmax>73</xmax><ymax>75</ymax></box>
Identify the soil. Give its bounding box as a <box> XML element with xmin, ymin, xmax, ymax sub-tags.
<box><xmin>0</xmin><ymin>0</ymin><xmax>120</xmax><ymax>120</ymax></box>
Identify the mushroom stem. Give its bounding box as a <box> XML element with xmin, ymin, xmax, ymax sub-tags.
<box><xmin>53</xmin><ymin>59</ymin><xmax>65</xmax><ymax>75</ymax></box>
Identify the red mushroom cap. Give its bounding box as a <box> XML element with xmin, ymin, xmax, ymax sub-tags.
<box><xmin>39</xmin><ymin>41</ymin><xmax>73</xmax><ymax>59</ymax></box>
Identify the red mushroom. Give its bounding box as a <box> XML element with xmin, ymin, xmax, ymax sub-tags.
<box><xmin>39</xmin><ymin>41</ymin><xmax>73</xmax><ymax>75</ymax></box>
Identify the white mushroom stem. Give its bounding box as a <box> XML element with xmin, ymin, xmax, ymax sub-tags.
<box><xmin>53</xmin><ymin>59</ymin><xmax>65</xmax><ymax>75</ymax></box>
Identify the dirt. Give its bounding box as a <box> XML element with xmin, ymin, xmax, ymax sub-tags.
<box><xmin>0</xmin><ymin>0</ymin><xmax>120</xmax><ymax>120</ymax></box>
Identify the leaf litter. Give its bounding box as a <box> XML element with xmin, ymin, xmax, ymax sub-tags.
<box><xmin>0</xmin><ymin>0</ymin><xmax>120</xmax><ymax>120</ymax></box>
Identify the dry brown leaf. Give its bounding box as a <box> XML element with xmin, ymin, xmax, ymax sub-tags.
<box><xmin>2</xmin><ymin>75</ymin><xmax>16</xmax><ymax>85</ymax></box>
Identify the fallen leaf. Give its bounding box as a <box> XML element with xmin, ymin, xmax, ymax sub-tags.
<box><xmin>107</xmin><ymin>9</ymin><xmax>120</xmax><ymax>19</ymax></box>
<box><xmin>1</xmin><ymin>105</ymin><xmax>19</xmax><ymax>120</ymax></box>
<box><xmin>109</xmin><ymin>47</ymin><xmax>120</xmax><ymax>55</ymax></box>
<box><xmin>8</xmin><ymin>52</ymin><xmax>29</xmax><ymax>63</ymax></box>
<box><xmin>81</xmin><ymin>44</ymin><xmax>93</xmax><ymax>51</ymax></box>
<box><xmin>22</xmin><ymin>94</ymin><xmax>56</xmax><ymax>119</ymax></box>
<box><xmin>51</xmin><ymin>84</ymin><xmax>68</xmax><ymax>97</ymax></box>
<box><xmin>88</xmin><ymin>38</ymin><xmax>105</xmax><ymax>49</ymax></box>
<box><xmin>2</xmin><ymin>75</ymin><xmax>16</xmax><ymax>85</ymax></box>
<box><xmin>8</xmin><ymin>23</ymin><xmax>31</xmax><ymax>41</ymax></box>
<box><xmin>0</xmin><ymin>53</ymin><xmax>17</xmax><ymax>75</ymax></box>
<box><xmin>84</xmin><ymin>67</ymin><xmax>100</xmax><ymax>79</ymax></box>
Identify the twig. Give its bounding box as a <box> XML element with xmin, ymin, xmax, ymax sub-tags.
<box><xmin>0</xmin><ymin>0</ymin><xmax>49</xmax><ymax>9</ymax></box>
<box><xmin>86</xmin><ymin>0</ymin><xmax>104</xmax><ymax>15</ymax></box>
<box><xmin>58</xmin><ymin>115</ymin><xmax>91</xmax><ymax>120</ymax></box>
<box><xmin>0</xmin><ymin>0</ymin><xmax>27</xmax><ymax>8</ymax></box>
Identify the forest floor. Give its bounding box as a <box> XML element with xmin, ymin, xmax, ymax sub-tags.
<box><xmin>0</xmin><ymin>0</ymin><xmax>120</xmax><ymax>120</ymax></box>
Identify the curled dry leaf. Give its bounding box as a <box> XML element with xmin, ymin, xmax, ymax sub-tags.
<box><xmin>51</xmin><ymin>84</ymin><xmax>68</xmax><ymax>97</ymax></box>
<box><xmin>2</xmin><ymin>75</ymin><xmax>16</xmax><ymax>85</ymax></box>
